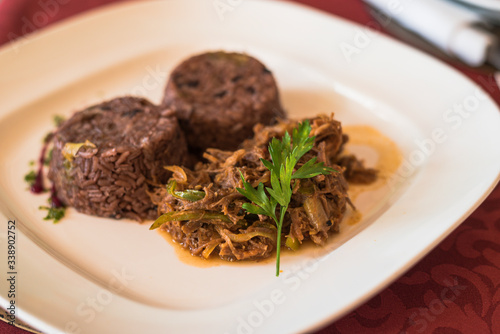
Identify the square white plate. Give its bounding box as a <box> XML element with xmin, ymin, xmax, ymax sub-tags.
<box><xmin>1</xmin><ymin>1</ymin><xmax>499</xmax><ymax>333</ymax></box>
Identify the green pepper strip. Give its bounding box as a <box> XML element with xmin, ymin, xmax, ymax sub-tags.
<box><xmin>167</xmin><ymin>180</ymin><xmax>205</xmax><ymax>202</ymax></box>
<box><xmin>150</xmin><ymin>210</ymin><xmax>232</xmax><ymax>230</ymax></box>
<box><xmin>303</xmin><ymin>196</ymin><xmax>329</xmax><ymax>234</ymax></box>
<box><xmin>223</xmin><ymin>230</ymin><xmax>276</xmax><ymax>243</ymax></box>
<box><xmin>285</xmin><ymin>236</ymin><xmax>300</xmax><ymax>251</ymax></box>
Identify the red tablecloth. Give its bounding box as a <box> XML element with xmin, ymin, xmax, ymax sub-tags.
<box><xmin>1</xmin><ymin>1</ymin><xmax>499</xmax><ymax>333</ymax></box>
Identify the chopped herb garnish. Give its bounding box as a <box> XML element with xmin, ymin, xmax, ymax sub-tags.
<box><xmin>44</xmin><ymin>148</ymin><xmax>53</xmax><ymax>166</ymax></box>
<box><xmin>237</xmin><ymin>120</ymin><xmax>336</xmax><ymax>276</ymax></box>
<box><xmin>24</xmin><ymin>170</ymin><xmax>37</xmax><ymax>186</ymax></box>
<box><xmin>39</xmin><ymin>206</ymin><xmax>65</xmax><ymax>223</ymax></box>
<box><xmin>29</xmin><ymin>160</ymin><xmax>35</xmax><ymax>166</ymax></box>
<box><xmin>53</xmin><ymin>115</ymin><xmax>65</xmax><ymax>127</ymax></box>
<box><xmin>42</xmin><ymin>132</ymin><xmax>53</xmax><ymax>144</ymax></box>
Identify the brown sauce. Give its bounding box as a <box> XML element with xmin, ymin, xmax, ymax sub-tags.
<box><xmin>343</xmin><ymin>125</ymin><xmax>403</xmax><ymax>219</ymax></box>
<box><xmin>158</xmin><ymin>229</ymin><xmax>274</xmax><ymax>268</ymax></box>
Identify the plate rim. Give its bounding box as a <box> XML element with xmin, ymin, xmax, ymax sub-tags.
<box><xmin>1</xmin><ymin>1</ymin><xmax>500</xmax><ymax>333</ymax></box>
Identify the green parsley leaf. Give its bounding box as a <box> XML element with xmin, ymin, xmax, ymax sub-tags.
<box><xmin>238</xmin><ymin>120</ymin><xmax>336</xmax><ymax>276</ymax></box>
<box><xmin>292</xmin><ymin>157</ymin><xmax>336</xmax><ymax>180</ymax></box>
<box><xmin>236</xmin><ymin>171</ymin><xmax>278</xmax><ymax>221</ymax></box>
<box><xmin>241</xmin><ymin>203</ymin><xmax>268</xmax><ymax>216</ymax></box>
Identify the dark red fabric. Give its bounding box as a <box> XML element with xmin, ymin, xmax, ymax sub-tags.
<box><xmin>1</xmin><ymin>1</ymin><xmax>499</xmax><ymax>333</ymax></box>
<box><xmin>0</xmin><ymin>0</ymin><xmax>130</xmax><ymax>46</ymax></box>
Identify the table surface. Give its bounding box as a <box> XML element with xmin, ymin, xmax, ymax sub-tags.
<box><xmin>1</xmin><ymin>0</ymin><xmax>499</xmax><ymax>333</ymax></box>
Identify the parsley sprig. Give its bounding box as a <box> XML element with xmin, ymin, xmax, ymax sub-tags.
<box><xmin>237</xmin><ymin>120</ymin><xmax>335</xmax><ymax>276</ymax></box>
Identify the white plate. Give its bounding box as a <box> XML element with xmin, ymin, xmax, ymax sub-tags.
<box><xmin>1</xmin><ymin>1</ymin><xmax>500</xmax><ymax>333</ymax></box>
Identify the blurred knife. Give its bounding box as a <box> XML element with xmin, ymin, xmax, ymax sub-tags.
<box><xmin>364</xmin><ymin>0</ymin><xmax>498</xmax><ymax>68</ymax></box>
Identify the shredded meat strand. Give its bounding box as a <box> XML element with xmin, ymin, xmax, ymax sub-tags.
<box><xmin>150</xmin><ymin>114</ymin><xmax>376</xmax><ymax>261</ymax></box>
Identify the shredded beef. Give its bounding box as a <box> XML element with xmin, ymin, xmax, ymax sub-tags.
<box><xmin>151</xmin><ymin>114</ymin><xmax>375</xmax><ymax>261</ymax></box>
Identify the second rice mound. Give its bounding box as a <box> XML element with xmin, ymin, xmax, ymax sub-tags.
<box><xmin>163</xmin><ymin>51</ymin><xmax>286</xmax><ymax>153</ymax></box>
